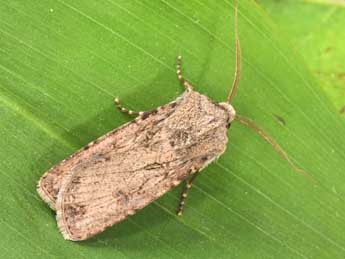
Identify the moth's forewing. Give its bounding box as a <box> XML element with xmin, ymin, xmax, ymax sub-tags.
<box><xmin>38</xmin><ymin>90</ymin><xmax>230</xmax><ymax>240</ymax></box>
<box><xmin>37</xmin><ymin>118</ymin><xmax>139</xmax><ymax>210</ymax></box>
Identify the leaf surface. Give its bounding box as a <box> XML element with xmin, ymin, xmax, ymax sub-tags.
<box><xmin>1</xmin><ymin>1</ymin><xmax>345</xmax><ymax>258</ymax></box>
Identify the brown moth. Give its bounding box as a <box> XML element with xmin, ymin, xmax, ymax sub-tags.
<box><xmin>37</xmin><ymin>1</ymin><xmax>310</xmax><ymax>241</ymax></box>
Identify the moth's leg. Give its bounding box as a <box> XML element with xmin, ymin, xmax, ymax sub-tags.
<box><xmin>176</xmin><ymin>56</ymin><xmax>193</xmax><ymax>90</ymax></box>
<box><xmin>177</xmin><ymin>171</ymin><xmax>200</xmax><ymax>216</ymax></box>
<box><xmin>114</xmin><ymin>97</ymin><xmax>141</xmax><ymax>116</ymax></box>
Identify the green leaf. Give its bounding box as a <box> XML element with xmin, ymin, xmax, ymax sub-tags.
<box><xmin>1</xmin><ymin>0</ymin><xmax>345</xmax><ymax>258</ymax></box>
<box><xmin>260</xmin><ymin>0</ymin><xmax>345</xmax><ymax>113</ymax></box>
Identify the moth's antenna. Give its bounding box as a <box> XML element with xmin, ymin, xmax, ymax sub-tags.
<box><xmin>227</xmin><ymin>0</ymin><xmax>241</xmax><ymax>103</ymax></box>
<box><xmin>235</xmin><ymin>115</ymin><xmax>317</xmax><ymax>184</ymax></box>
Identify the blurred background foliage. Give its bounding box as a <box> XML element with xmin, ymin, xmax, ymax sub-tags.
<box><xmin>260</xmin><ymin>0</ymin><xmax>345</xmax><ymax>114</ymax></box>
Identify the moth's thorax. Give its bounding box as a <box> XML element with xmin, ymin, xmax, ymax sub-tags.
<box><xmin>218</xmin><ymin>102</ymin><xmax>236</xmax><ymax>123</ymax></box>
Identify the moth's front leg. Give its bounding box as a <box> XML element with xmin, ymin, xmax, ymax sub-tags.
<box><xmin>114</xmin><ymin>97</ymin><xmax>143</xmax><ymax>116</ymax></box>
<box><xmin>176</xmin><ymin>56</ymin><xmax>193</xmax><ymax>90</ymax></box>
<box><xmin>177</xmin><ymin>171</ymin><xmax>200</xmax><ymax>216</ymax></box>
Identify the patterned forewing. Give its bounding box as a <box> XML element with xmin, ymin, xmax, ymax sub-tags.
<box><xmin>38</xmin><ymin>114</ymin><xmax>144</xmax><ymax>209</ymax></box>
<box><xmin>55</xmin><ymin>90</ymin><xmax>230</xmax><ymax>240</ymax></box>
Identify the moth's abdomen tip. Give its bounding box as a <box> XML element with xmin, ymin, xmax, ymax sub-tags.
<box><xmin>36</xmin><ymin>179</ymin><xmax>57</xmax><ymax>211</ymax></box>
<box><xmin>56</xmin><ymin>217</ymin><xmax>82</xmax><ymax>242</ymax></box>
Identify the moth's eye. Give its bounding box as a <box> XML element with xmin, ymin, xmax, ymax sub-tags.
<box><xmin>227</xmin><ymin>123</ymin><xmax>231</xmax><ymax>129</ymax></box>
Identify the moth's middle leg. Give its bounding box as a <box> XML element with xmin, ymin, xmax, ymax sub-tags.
<box><xmin>114</xmin><ymin>97</ymin><xmax>142</xmax><ymax>116</ymax></box>
<box><xmin>177</xmin><ymin>171</ymin><xmax>200</xmax><ymax>216</ymax></box>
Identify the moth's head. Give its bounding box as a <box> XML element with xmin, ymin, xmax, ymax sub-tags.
<box><xmin>219</xmin><ymin>102</ymin><xmax>236</xmax><ymax>124</ymax></box>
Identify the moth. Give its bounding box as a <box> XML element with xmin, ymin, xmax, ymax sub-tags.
<box><xmin>37</xmin><ymin>1</ymin><xmax>310</xmax><ymax>241</ymax></box>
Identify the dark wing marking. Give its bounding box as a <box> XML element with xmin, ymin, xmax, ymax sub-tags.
<box><xmin>55</xmin><ymin>90</ymin><xmax>229</xmax><ymax>240</ymax></box>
